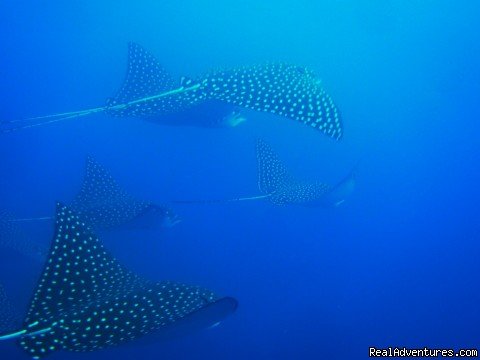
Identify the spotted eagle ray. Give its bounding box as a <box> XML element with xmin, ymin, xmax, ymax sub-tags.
<box><xmin>69</xmin><ymin>155</ymin><xmax>180</xmax><ymax>229</ymax></box>
<box><xmin>174</xmin><ymin>139</ymin><xmax>356</xmax><ymax>206</ymax></box>
<box><xmin>2</xmin><ymin>44</ymin><xmax>342</xmax><ymax>139</ymax></box>
<box><xmin>256</xmin><ymin>139</ymin><xmax>357</xmax><ymax>206</ymax></box>
<box><xmin>10</xmin><ymin>156</ymin><xmax>180</xmax><ymax>230</ymax></box>
<box><xmin>0</xmin><ymin>203</ymin><xmax>238</xmax><ymax>358</ymax></box>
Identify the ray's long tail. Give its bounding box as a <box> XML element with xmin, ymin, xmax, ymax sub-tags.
<box><xmin>6</xmin><ymin>194</ymin><xmax>272</xmax><ymax>222</ymax></box>
<box><xmin>171</xmin><ymin>194</ymin><xmax>272</xmax><ymax>204</ymax></box>
<box><xmin>0</xmin><ymin>84</ymin><xmax>200</xmax><ymax>133</ymax></box>
<box><xmin>7</xmin><ymin>216</ymin><xmax>53</xmax><ymax>223</ymax></box>
<box><xmin>0</xmin><ymin>326</ymin><xmax>52</xmax><ymax>341</ymax></box>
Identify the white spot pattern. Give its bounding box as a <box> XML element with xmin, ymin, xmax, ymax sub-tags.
<box><xmin>106</xmin><ymin>44</ymin><xmax>343</xmax><ymax>140</ymax></box>
<box><xmin>203</xmin><ymin>64</ymin><xmax>343</xmax><ymax>140</ymax></box>
<box><xmin>20</xmin><ymin>204</ymin><xmax>219</xmax><ymax>359</ymax></box>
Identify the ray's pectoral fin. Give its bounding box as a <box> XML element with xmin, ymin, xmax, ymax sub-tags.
<box><xmin>203</xmin><ymin>64</ymin><xmax>343</xmax><ymax>140</ymax></box>
<box><xmin>106</xmin><ymin>42</ymin><xmax>202</xmax><ymax>118</ymax></box>
<box><xmin>11</xmin><ymin>202</ymin><xmax>144</xmax><ymax>358</ymax></box>
<box><xmin>70</xmin><ymin>155</ymin><xmax>160</xmax><ymax>230</ymax></box>
<box><xmin>108</xmin><ymin>42</ymin><xmax>177</xmax><ymax>108</ymax></box>
<box><xmin>255</xmin><ymin>139</ymin><xmax>331</xmax><ymax>205</ymax></box>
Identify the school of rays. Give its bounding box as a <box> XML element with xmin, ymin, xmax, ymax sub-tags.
<box><xmin>0</xmin><ymin>39</ymin><xmax>354</xmax><ymax>359</ymax></box>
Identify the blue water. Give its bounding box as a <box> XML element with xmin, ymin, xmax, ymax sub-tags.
<box><xmin>1</xmin><ymin>1</ymin><xmax>479</xmax><ymax>359</ymax></box>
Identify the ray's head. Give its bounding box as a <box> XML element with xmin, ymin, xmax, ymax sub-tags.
<box><xmin>148</xmin><ymin>204</ymin><xmax>182</xmax><ymax>228</ymax></box>
<box><xmin>220</xmin><ymin>110</ymin><xmax>247</xmax><ymax>128</ymax></box>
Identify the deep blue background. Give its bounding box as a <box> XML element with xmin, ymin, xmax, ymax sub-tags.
<box><xmin>1</xmin><ymin>1</ymin><xmax>479</xmax><ymax>359</ymax></box>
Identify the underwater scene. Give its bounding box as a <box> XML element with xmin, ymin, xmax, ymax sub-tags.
<box><xmin>0</xmin><ymin>1</ymin><xmax>479</xmax><ymax>359</ymax></box>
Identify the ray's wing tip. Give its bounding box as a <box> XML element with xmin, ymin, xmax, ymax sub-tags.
<box><xmin>85</xmin><ymin>154</ymin><xmax>97</xmax><ymax>167</ymax></box>
<box><xmin>255</xmin><ymin>137</ymin><xmax>269</xmax><ymax>150</ymax></box>
<box><xmin>54</xmin><ymin>202</ymin><xmax>75</xmax><ymax>220</ymax></box>
<box><xmin>128</xmin><ymin>41</ymin><xmax>141</xmax><ymax>51</ymax></box>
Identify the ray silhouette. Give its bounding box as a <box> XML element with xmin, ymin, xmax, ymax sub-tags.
<box><xmin>10</xmin><ymin>156</ymin><xmax>180</xmax><ymax>230</ymax></box>
<box><xmin>69</xmin><ymin>156</ymin><xmax>180</xmax><ymax>229</ymax></box>
<box><xmin>0</xmin><ymin>203</ymin><xmax>237</xmax><ymax>358</ymax></box>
